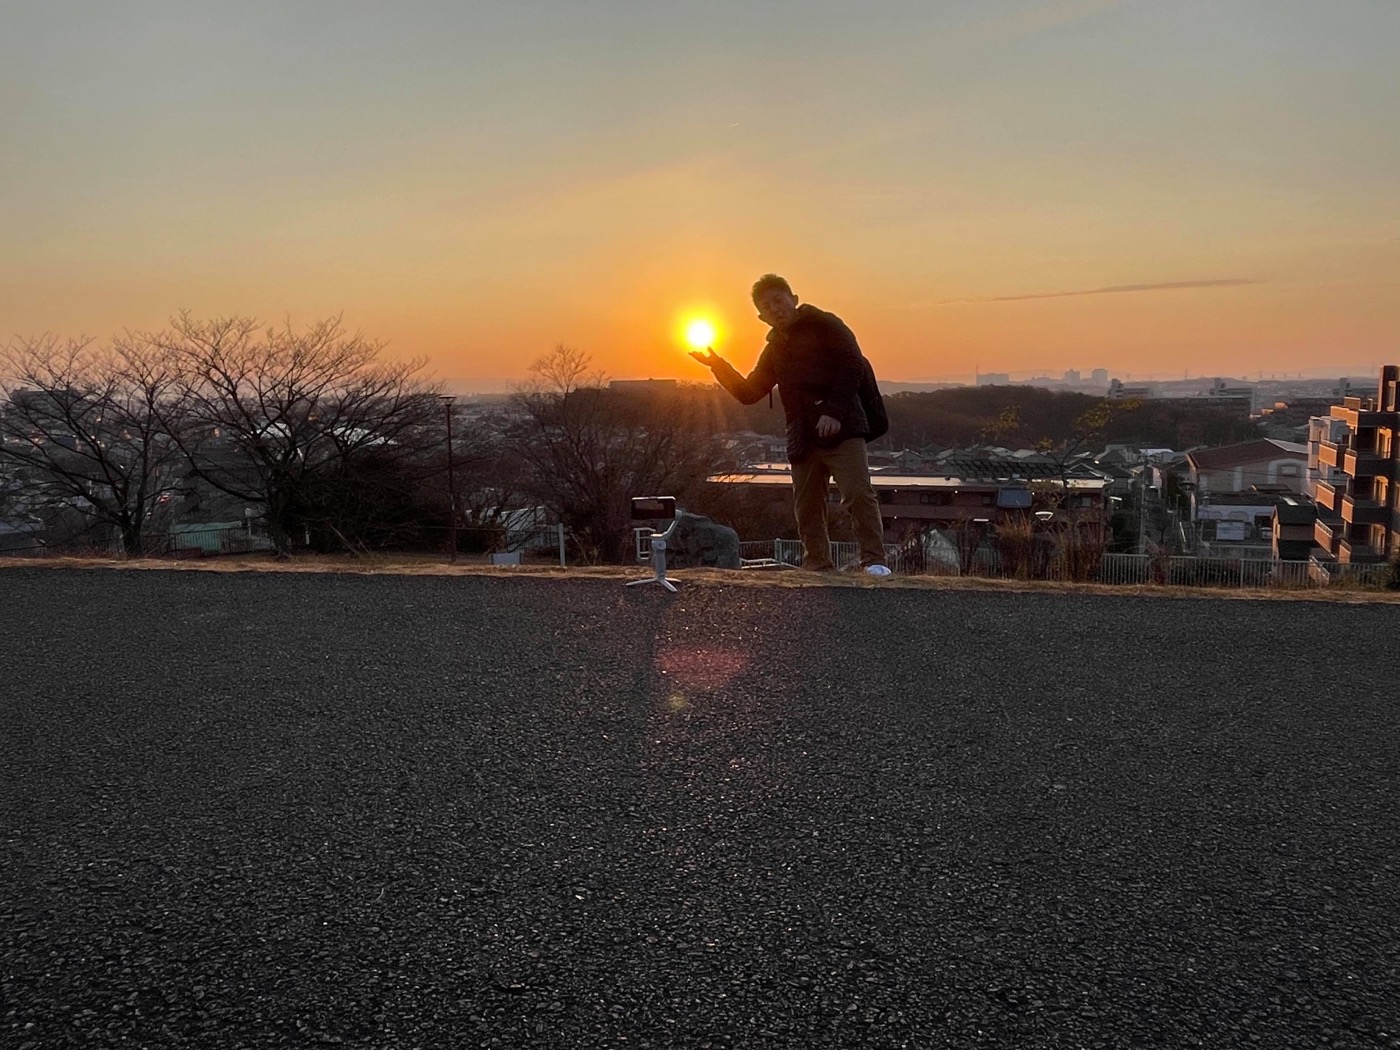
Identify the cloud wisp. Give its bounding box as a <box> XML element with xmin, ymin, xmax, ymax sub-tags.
<box><xmin>917</xmin><ymin>278</ymin><xmax>1259</xmax><ymax>308</ymax></box>
<box><xmin>989</xmin><ymin>278</ymin><xmax>1258</xmax><ymax>302</ymax></box>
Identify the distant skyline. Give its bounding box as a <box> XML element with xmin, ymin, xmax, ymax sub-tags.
<box><xmin>446</xmin><ymin>362</ymin><xmax>1392</xmax><ymax>396</ymax></box>
<box><xmin>4</xmin><ymin>1</ymin><xmax>1398</xmax><ymax>386</ymax></box>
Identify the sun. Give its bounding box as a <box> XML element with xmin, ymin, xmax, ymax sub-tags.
<box><xmin>685</xmin><ymin>318</ymin><xmax>717</xmax><ymax>349</ymax></box>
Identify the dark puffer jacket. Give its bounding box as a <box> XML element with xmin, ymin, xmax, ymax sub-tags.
<box><xmin>709</xmin><ymin>304</ymin><xmax>870</xmax><ymax>464</ymax></box>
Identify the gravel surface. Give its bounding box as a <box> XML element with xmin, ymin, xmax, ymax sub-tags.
<box><xmin>3</xmin><ymin>567</ymin><xmax>1399</xmax><ymax>1049</ymax></box>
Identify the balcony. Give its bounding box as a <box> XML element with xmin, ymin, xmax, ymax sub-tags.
<box><xmin>1340</xmin><ymin>495</ymin><xmax>1389</xmax><ymax>525</ymax></box>
<box><xmin>1313</xmin><ymin>516</ymin><xmax>1342</xmax><ymax>553</ymax></box>
<box><xmin>1336</xmin><ymin>405</ymin><xmax>1397</xmax><ymax>429</ymax></box>
<box><xmin>1342</xmin><ymin>447</ymin><xmax>1393</xmax><ymax>477</ymax></box>
<box><xmin>1339</xmin><ymin>538</ymin><xmax>1389</xmax><ymax>564</ymax></box>
<box><xmin>1316</xmin><ymin>440</ymin><xmax>1348</xmax><ymax>470</ymax></box>
<box><xmin>1313</xmin><ymin>476</ymin><xmax>1343</xmax><ymax>512</ymax></box>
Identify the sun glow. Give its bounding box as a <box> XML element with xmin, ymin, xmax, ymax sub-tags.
<box><xmin>684</xmin><ymin>318</ymin><xmax>717</xmax><ymax>349</ymax></box>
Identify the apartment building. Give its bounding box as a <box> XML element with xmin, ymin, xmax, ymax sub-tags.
<box><xmin>1310</xmin><ymin>365</ymin><xmax>1400</xmax><ymax>564</ymax></box>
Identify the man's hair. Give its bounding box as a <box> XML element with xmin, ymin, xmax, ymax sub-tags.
<box><xmin>751</xmin><ymin>273</ymin><xmax>793</xmax><ymax>304</ymax></box>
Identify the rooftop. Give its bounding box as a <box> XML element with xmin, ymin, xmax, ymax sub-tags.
<box><xmin>1187</xmin><ymin>438</ymin><xmax>1308</xmax><ymax>469</ymax></box>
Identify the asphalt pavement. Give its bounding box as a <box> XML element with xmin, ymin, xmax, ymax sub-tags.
<box><xmin>3</xmin><ymin>567</ymin><xmax>1399</xmax><ymax>1049</ymax></box>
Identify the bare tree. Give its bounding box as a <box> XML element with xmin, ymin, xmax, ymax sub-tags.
<box><xmin>981</xmin><ymin>397</ymin><xmax>1142</xmax><ymax>579</ymax></box>
<box><xmin>519</xmin><ymin>343</ymin><xmax>600</xmax><ymax>398</ymax></box>
<box><xmin>452</xmin><ymin>417</ymin><xmax>531</xmax><ymax>529</ymax></box>
<box><xmin>154</xmin><ymin>314</ymin><xmax>444</xmax><ymax>556</ymax></box>
<box><xmin>507</xmin><ymin>345</ymin><xmax>736</xmax><ymax>563</ymax></box>
<box><xmin>0</xmin><ymin>333</ymin><xmax>192</xmax><ymax>555</ymax></box>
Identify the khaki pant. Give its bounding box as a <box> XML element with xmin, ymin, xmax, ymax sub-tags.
<box><xmin>791</xmin><ymin>438</ymin><xmax>886</xmax><ymax>571</ymax></box>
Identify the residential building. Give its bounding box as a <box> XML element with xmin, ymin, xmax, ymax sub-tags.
<box><xmin>1207</xmin><ymin>377</ymin><xmax>1257</xmax><ymax>413</ymax></box>
<box><xmin>1185</xmin><ymin>439</ymin><xmax>1310</xmax><ymax>557</ymax></box>
<box><xmin>1193</xmin><ymin>496</ymin><xmax>1290</xmax><ymax>557</ymax></box>
<box><xmin>1271</xmin><ymin>497</ymin><xmax>1319</xmax><ymax>561</ymax></box>
<box><xmin>707</xmin><ymin>454</ymin><xmax>1113</xmax><ymax>539</ymax></box>
<box><xmin>1107</xmin><ymin>378</ymin><xmax>1152</xmax><ymax>400</ymax></box>
<box><xmin>1186</xmin><ymin>439</ymin><xmax>1309</xmax><ymax>500</ymax></box>
<box><xmin>1310</xmin><ymin>364</ymin><xmax>1400</xmax><ymax>564</ymax></box>
<box><xmin>724</xmin><ymin>431</ymin><xmax>788</xmax><ymax>466</ymax></box>
<box><xmin>1306</xmin><ymin>416</ymin><xmax>1348</xmax><ymax>496</ymax></box>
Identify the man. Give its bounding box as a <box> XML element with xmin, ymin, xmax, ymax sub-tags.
<box><xmin>690</xmin><ymin>274</ymin><xmax>890</xmax><ymax>575</ymax></box>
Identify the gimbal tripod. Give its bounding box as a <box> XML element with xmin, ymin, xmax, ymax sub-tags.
<box><xmin>627</xmin><ymin>496</ymin><xmax>680</xmax><ymax>593</ymax></box>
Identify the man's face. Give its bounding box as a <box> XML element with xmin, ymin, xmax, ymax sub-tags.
<box><xmin>754</xmin><ymin>287</ymin><xmax>799</xmax><ymax>329</ymax></box>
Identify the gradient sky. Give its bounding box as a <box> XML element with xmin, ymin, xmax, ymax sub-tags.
<box><xmin>4</xmin><ymin>0</ymin><xmax>1398</xmax><ymax>389</ymax></box>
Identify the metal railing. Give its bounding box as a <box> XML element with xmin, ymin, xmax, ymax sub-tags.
<box><xmin>4</xmin><ymin>516</ymin><xmax>1390</xmax><ymax>590</ymax></box>
<box><xmin>413</xmin><ymin>523</ymin><xmax>567</xmax><ymax>566</ymax></box>
<box><xmin>0</xmin><ymin>523</ymin><xmax>274</xmax><ymax>559</ymax></box>
<box><xmin>0</xmin><ymin>521</ymin><xmax>569</xmax><ymax>566</ymax></box>
<box><xmin>733</xmin><ymin>539</ymin><xmax>1397</xmax><ymax>591</ymax></box>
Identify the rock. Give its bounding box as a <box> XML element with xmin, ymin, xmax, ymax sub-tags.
<box><xmin>662</xmin><ymin>511</ymin><xmax>741</xmax><ymax>569</ymax></box>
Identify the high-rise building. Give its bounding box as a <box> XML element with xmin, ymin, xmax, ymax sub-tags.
<box><xmin>1090</xmin><ymin>368</ymin><xmax>1109</xmax><ymax>384</ymax></box>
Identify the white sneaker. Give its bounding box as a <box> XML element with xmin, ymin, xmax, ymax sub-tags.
<box><xmin>865</xmin><ymin>564</ymin><xmax>892</xmax><ymax>577</ymax></box>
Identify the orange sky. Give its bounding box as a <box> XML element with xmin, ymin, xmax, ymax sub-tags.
<box><xmin>3</xmin><ymin>1</ymin><xmax>1398</xmax><ymax>390</ymax></box>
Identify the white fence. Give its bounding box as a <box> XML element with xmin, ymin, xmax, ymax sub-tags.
<box><xmin>736</xmin><ymin>540</ymin><xmax>1395</xmax><ymax>590</ymax></box>
<box><xmin>1091</xmin><ymin>553</ymin><xmax>1391</xmax><ymax>589</ymax></box>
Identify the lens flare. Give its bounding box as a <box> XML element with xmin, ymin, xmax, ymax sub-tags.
<box><xmin>685</xmin><ymin>319</ymin><xmax>716</xmax><ymax>349</ymax></box>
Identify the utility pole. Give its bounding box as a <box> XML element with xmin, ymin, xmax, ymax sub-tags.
<box><xmin>1137</xmin><ymin>462</ymin><xmax>1148</xmax><ymax>554</ymax></box>
<box><xmin>441</xmin><ymin>395</ymin><xmax>457</xmax><ymax>563</ymax></box>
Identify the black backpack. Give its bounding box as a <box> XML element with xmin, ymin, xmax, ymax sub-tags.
<box><xmin>860</xmin><ymin>356</ymin><xmax>888</xmax><ymax>442</ymax></box>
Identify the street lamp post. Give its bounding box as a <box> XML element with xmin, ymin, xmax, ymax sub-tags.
<box><xmin>441</xmin><ymin>395</ymin><xmax>457</xmax><ymax>563</ymax></box>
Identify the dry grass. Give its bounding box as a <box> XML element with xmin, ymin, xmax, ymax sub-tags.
<box><xmin>4</xmin><ymin>551</ymin><xmax>1400</xmax><ymax>604</ymax></box>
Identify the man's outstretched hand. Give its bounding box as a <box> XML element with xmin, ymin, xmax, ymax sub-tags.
<box><xmin>688</xmin><ymin>347</ymin><xmax>721</xmax><ymax>368</ymax></box>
